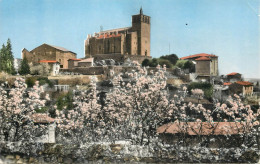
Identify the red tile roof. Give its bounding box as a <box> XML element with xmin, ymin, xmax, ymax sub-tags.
<box><xmin>223</xmin><ymin>82</ymin><xmax>232</xmax><ymax>86</ymax></box>
<box><xmin>180</xmin><ymin>53</ymin><xmax>218</xmax><ymax>60</ymax></box>
<box><xmin>195</xmin><ymin>56</ymin><xmax>211</xmax><ymax>61</ymax></box>
<box><xmin>235</xmin><ymin>81</ymin><xmax>253</xmax><ymax>86</ymax></box>
<box><xmin>227</xmin><ymin>72</ymin><xmax>240</xmax><ymax>76</ymax></box>
<box><xmin>157</xmin><ymin>122</ymin><xmax>249</xmax><ymax>135</ymax></box>
<box><xmin>39</xmin><ymin>60</ymin><xmax>58</xmax><ymax>63</ymax></box>
<box><xmin>97</xmin><ymin>33</ymin><xmax>121</xmax><ymax>39</ymax></box>
<box><xmin>31</xmin><ymin>113</ymin><xmax>55</xmax><ymax>123</ymax></box>
<box><xmin>68</xmin><ymin>58</ymin><xmax>81</xmax><ymax>61</ymax></box>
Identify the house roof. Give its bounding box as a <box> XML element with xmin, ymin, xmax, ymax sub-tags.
<box><xmin>195</xmin><ymin>56</ymin><xmax>211</xmax><ymax>61</ymax></box>
<box><xmin>78</xmin><ymin>58</ymin><xmax>94</xmax><ymax>63</ymax></box>
<box><xmin>31</xmin><ymin>113</ymin><xmax>55</xmax><ymax>123</ymax></box>
<box><xmin>235</xmin><ymin>81</ymin><xmax>253</xmax><ymax>86</ymax></box>
<box><xmin>39</xmin><ymin>60</ymin><xmax>58</xmax><ymax>63</ymax></box>
<box><xmin>68</xmin><ymin>58</ymin><xmax>81</xmax><ymax>61</ymax></box>
<box><xmin>180</xmin><ymin>53</ymin><xmax>218</xmax><ymax>60</ymax></box>
<box><xmin>227</xmin><ymin>72</ymin><xmax>240</xmax><ymax>76</ymax></box>
<box><xmin>157</xmin><ymin>122</ymin><xmax>249</xmax><ymax>136</ymax></box>
<box><xmin>223</xmin><ymin>82</ymin><xmax>232</xmax><ymax>86</ymax></box>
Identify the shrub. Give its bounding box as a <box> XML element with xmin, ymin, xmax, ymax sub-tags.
<box><xmin>188</xmin><ymin>82</ymin><xmax>213</xmax><ymax>99</ymax></box>
<box><xmin>26</xmin><ymin>77</ymin><xmax>37</xmax><ymax>88</ymax></box>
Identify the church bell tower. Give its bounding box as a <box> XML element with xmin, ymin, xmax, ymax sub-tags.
<box><xmin>131</xmin><ymin>7</ymin><xmax>151</xmax><ymax>56</ymax></box>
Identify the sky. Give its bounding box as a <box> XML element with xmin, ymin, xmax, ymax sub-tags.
<box><xmin>0</xmin><ymin>0</ymin><xmax>259</xmax><ymax>78</ymax></box>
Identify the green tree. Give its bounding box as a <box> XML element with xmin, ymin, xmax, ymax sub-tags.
<box><xmin>183</xmin><ymin>60</ymin><xmax>195</xmax><ymax>73</ymax></box>
<box><xmin>56</xmin><ymin>91</ymin><xmax>74</xmax><ymax>111</ymax></box>
<box><xmin>188</xmin><ymin>82</ymin><xmax>213</xmax><ymax>99</ymax></box>
<box><xmin>176</xmin><ymin>59</ymin><xmax>186</xmax><ymax>68</ymax></box>
<box><xmin>160</xmin><ymin>54</ymin><xmax>179</xmax><ymax>65</ymax></box>
<box><xmin>149</xmin><ymin>58</ymin><xmax>159</xmax><ymax>67</ymax></box>
<box><xmin>142</xmin><ymin>58</ymin><xmax>150</xmax><ymax>67</ymax></box>
<box><xmin>158</xmin><ymin>58</ymin><xmax>173</xmax><ymax>68</ymax></box>
<box><xmin>0</xmin><ymin>44</ymin><xmax>6</xmax><ymax>72</ymax></box>
<box><xmin>0</xmin><ymin>39</ymin><xmax>15</xmax><ymax>74</ymax></box>
<box><xmin>19</xmin><ymin>57</ymin><xmax>30</xmax><ymax>75</ymax></box>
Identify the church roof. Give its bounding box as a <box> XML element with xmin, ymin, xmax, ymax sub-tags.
<box><xmin>180</xmin><ymin>53</ymin><xmax>218</xmax><ymax>60</ymax></box>
<box><xmin>97</xmin><ymin>33</ymin><xmax>121</xmax><ymax>39</ymax></box>
<box><xmin>46</xmin><ymin>44</ymin><xmax>76</xmax><ymax>54</ymax></box>
<box><xmin>31</xmin><ymin>43</ymin><xmax>76</xmax><ymax>54</ymax></box>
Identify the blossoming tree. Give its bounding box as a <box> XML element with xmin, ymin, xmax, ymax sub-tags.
<box><xmin>0</xmin><ymin>78</ymin><xmax>49</xmax><ymax>143</ymax></box>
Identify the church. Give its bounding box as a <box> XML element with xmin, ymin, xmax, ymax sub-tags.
<box><xmin>84</xmin><ymin>8</ymin><xmax>151</xmax><ymax>63</ymax></box>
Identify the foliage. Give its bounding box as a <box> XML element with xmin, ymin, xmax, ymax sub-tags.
<box><xmin>188</xmin><ymin>82</ymin><xmax>213</xmax><ymax>99</ymax></box>
<box><xmin>19</xmin><ymin>57</ymin><xmax>30</xmax><ymax>75</ymax></box>
<box><xmin>142</xmin><ymin>58</ymin><xmax>173</xmax><ymax>68</ymax></box>
<box><xmin>35</xmin><ymin>107</ymin><xmax>48</xmax><ymax>113</ymax></box>
<box><xmin>159</xmin><ymin>54</ymin><xmax>179</xmax><ymax>65</ymax></box>
<box><xmin>176</xmin><ymin>59</ymin><xmax>195</xmax><ymax>72</ymax></box>
<box><xmin>183</xmin><ymin>60</ymin><xmax>195</xmax><ymax>72</ymax></box>
<box><xmin>176</xmin><ymin>59</ymin><xmax>186</xmax><ymax>68</ymax></box>
<box><xmin>37</xmin><ymin>77</ymin><xmax>54</xmax><ymax>88</ymax></box>
<box><xmin>158</xmin><ymin>58</ymin><xmax>173</xmax><ymax>68</ymax></box>
<box><xmin>25</xmin><ymin>77</ymin><xmax>37</xmax><ymax>88</ymax></box>
<box><xmin>30</xmin><ymin>63</ymin><xmax>51</xmax><ymax>76</ymax></box>
<box><xmin>141</xmin><ymin>59</ymin><xmax>150</xmax><ymax>67</ymax></box>
<box><xmin>56</xmin><ymin>91</ymin><xmax>74</xmax><ymax>111</ymax></box>
<box><xmin>0</xmin><ymin>39</ymin><xmax>15</xmax><ymax>74</ymax></box>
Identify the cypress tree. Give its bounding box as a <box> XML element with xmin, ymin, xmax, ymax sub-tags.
<box><xmin>5</xmin><ymin>38</ymin><xmax>15</xmax><ymax>74</ymax></box>
<box><xmin>19</xmin><ymin>57</ymin><xmax>30</xmax><ymax>75</ymax></box>
<box><xmin>0</xmin><ymin>39</ymin><xmax>15</xmax><ymax>74</ymax></box>
<box><xmin>0</xmin><ymin>44</ymin><xmax>6</xmax><ymax>72</ymax></box>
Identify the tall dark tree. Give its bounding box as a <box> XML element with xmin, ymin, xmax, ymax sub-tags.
<box><xmin>5</xmin><ymin>39</ymin><xmax>15</xmax><ymax>74</ymax></box>
<box><xmin>142</xmin><ymin>58</ymin><xmax>150</xmax><ymax>67</ymax></box>
<box><xmin>160</xmin><ymin>54</ymin><xmax>179</xmax><ymax>65</ymax></box>
<box><xmin>0</xmin><ymin>39</ymin><xmax>15</xmax><ymax>74</ymax></box>
<box><xmin>19</xmin><ymin>57</ymin><xmax>30</xmax><ymax>75</ymax></box>
<box><xmin>0</xmin><ymin>44</ymin><xmax>6</xmax><ymax>72</ymax></box>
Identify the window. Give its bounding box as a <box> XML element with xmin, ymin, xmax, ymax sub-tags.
<box><xmin>60</xmin><ymin>65</ymin><xmax>63</xmax><ymax>68</ymax></box>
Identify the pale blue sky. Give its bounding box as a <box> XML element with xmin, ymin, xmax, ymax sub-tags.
<box><xmin>0</xmin><ymin>0</ymin><xmax>259</xmax><ymax>78</ymax></box>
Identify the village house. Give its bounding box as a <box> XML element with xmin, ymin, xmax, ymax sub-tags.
<box><xmin>22</xmin><ymin>43</ymin><xmax>76</xmax><ymax>69</ymax></box>
<box><xmin>229</xmin><ymin>81</ymin><xmax>254</xmax><ymax>96</ymax></box>
<box><xmin>31</xmin><ymin>113</ymin><xmax>56</xmax><ymax>143</ymax></box>
<box><xmin>226</xmin><ymin>72</ymin><xmax>242</xmax><ymax>82</ymax></box>
<box><xmin>39</xmin><ymin>60</ymin><xmax>60</xmax><ymax>76</ymax></box>
<box><xmin>68</xmin><ymin>58</ymin><xmax>81</xmax><ymax>69</ymax></box>
<box><xmin>78</xmin><ymin>58</ymin><xmax>94</xmax><ymax>67</ymax></box>
<box><xmin>180</xmin><ymin>53</ymin><xmax>218</xmax><ymax>81</ymax></box>
<box><xmin>157</xmin><ymin>122</ymin><xmax>250</xmax><ymax>148</ymax></box>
